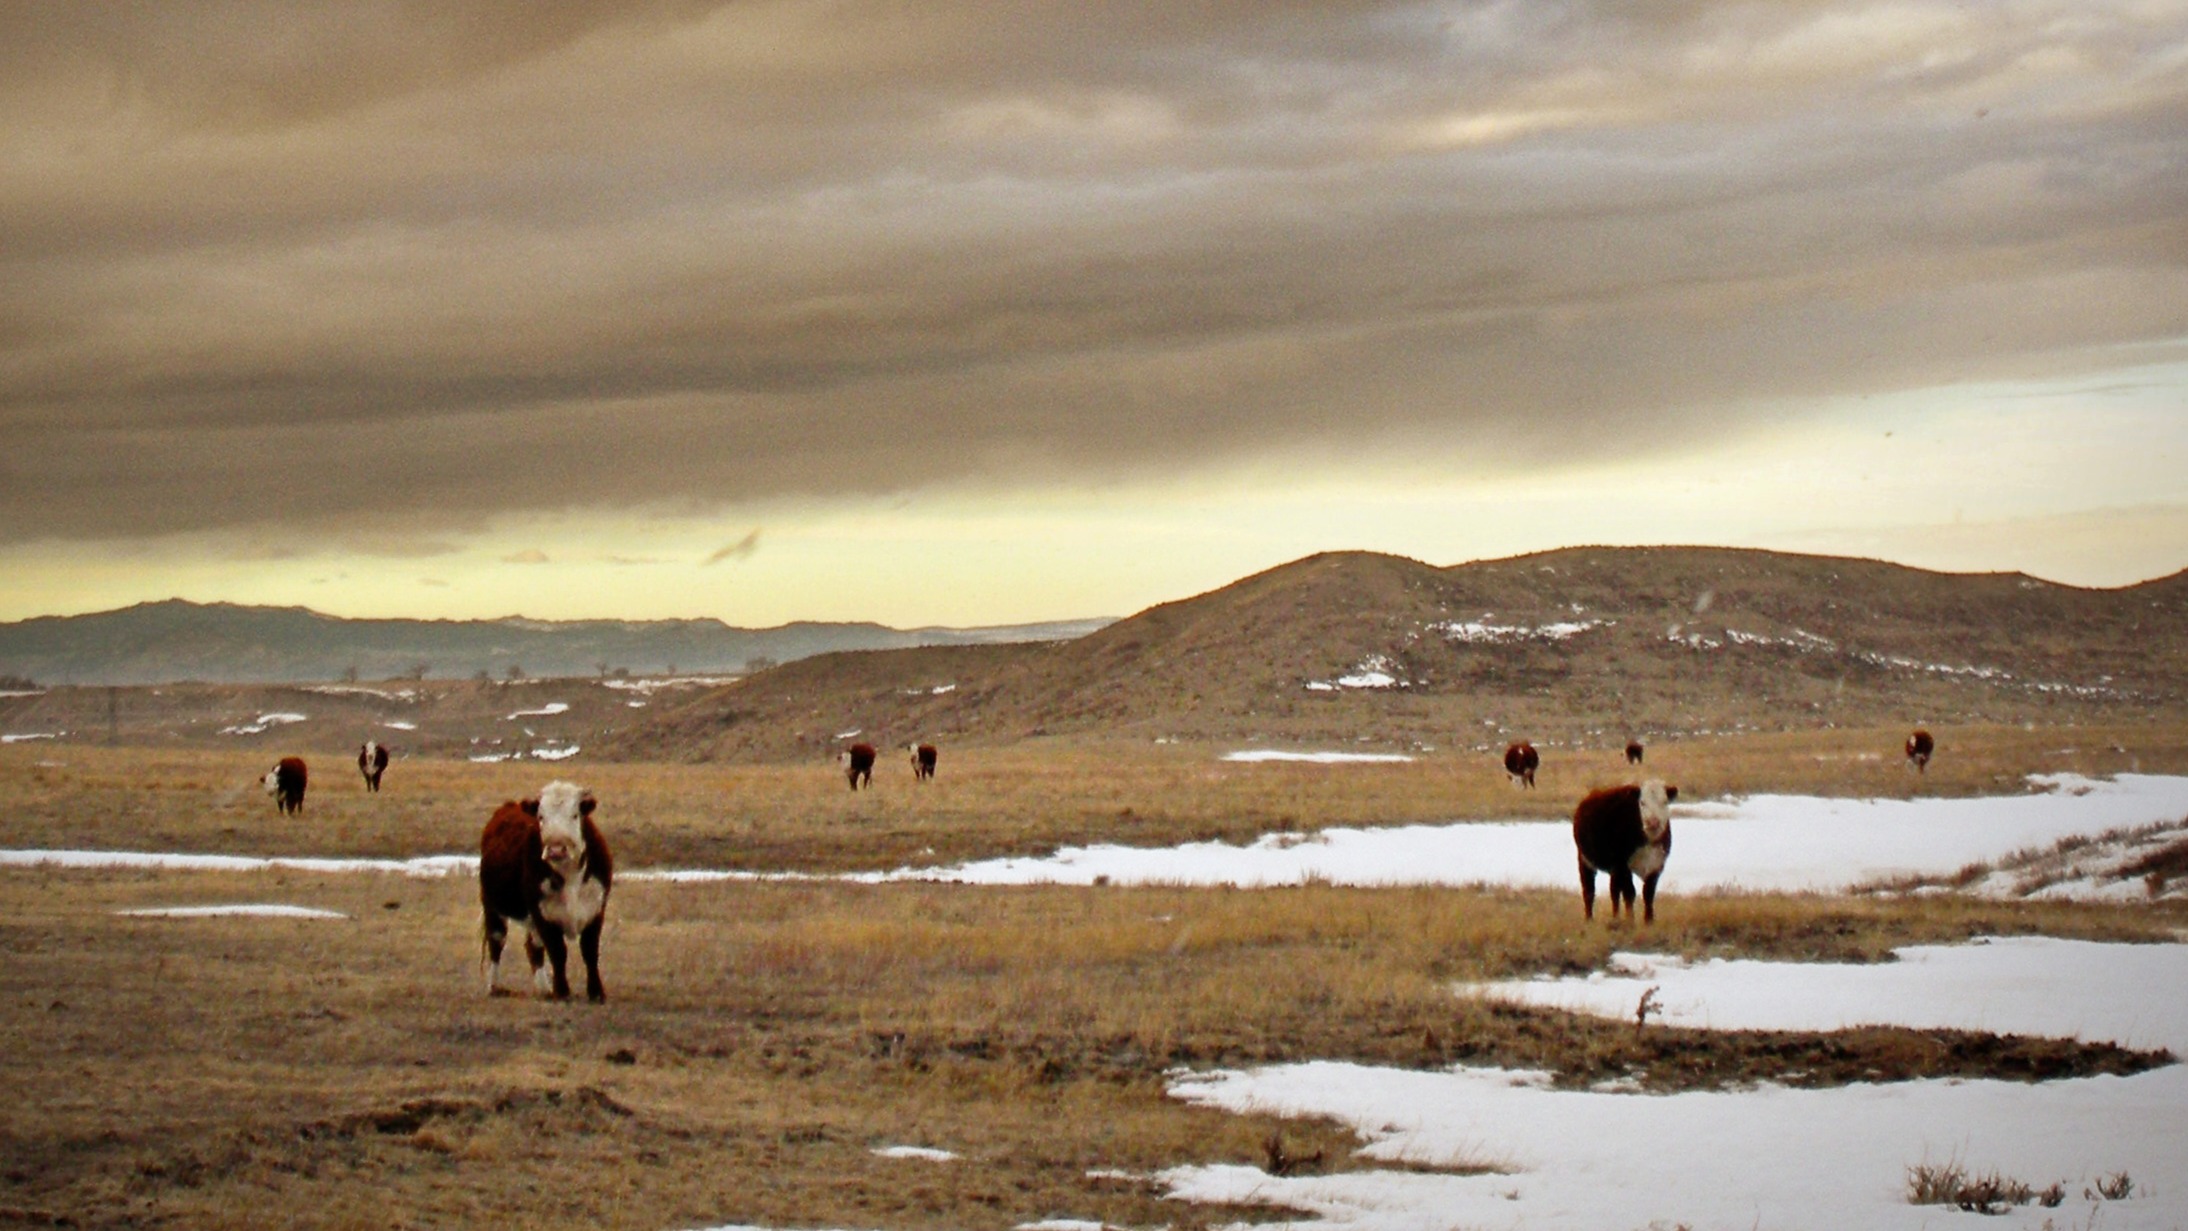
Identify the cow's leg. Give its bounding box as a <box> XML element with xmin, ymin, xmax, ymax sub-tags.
<box><xmin>1641</xmin><ymin>872</ymin><xmax>1661</xmax><ymax>924</ymax></box>
<box><xmin>1578</xmin><ymin>858</ymin><xmax>1597</xmax><ymax>919</ymax></box>
<box><xmin>483</xmin><ymin>911</ymin><xmax>511</xmax><ymax>996</ymax></box>
<box><xmin>538</xmin><ymin>924</ymin><xmax>573</xmax><ymax>1000</ymax></box>
<box><xmin>1610</xmin><ymin>868</ymin><xmax>1636</xmax><ymax>920</ymax></box>
<box><xmin>579</xmin><ymin>916</ymin><xmax>606</xmax><ymax>1003</ymax></box>
<box><xmin>524</xmin><ymin>927</ymin><xmax>551</xmax><ymax>995</ymax></box>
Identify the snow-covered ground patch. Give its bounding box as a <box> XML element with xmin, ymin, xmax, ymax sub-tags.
<box><xmin>1434</xmin><ymin>617</ymin><xmax>1603</xmax><ymax>643</ymax></box>
<box><xmin>3</xmin><ymin>732</ymin><xmax>61</xmax><ymax>743</ymax></box>
<box><xmin>870</xmin><ymin>1145</ymin><xmax>957</xmax><ymax>1162</ymax></box>
<box><xmin>1159</xmin><ymin>937</ymin><xmax>2188</xmax><ymax>1230</ymax></box>
<box><xmin>600</xmin><ymin>675</ymin><xmax>738</xmax><ymax>695</ymax></box>
<box><xmin>531</xmin><ymin>743</ymin><xmax>581</xmax><ymax>761</ymax></box>
<box><xmin>1305</xmin><ymin>655</ymin><xmax>1405</xmax><ymax>691</ymax></box>
<box><xmin>117</xmin><ymin>903</ymin><xmax>348</xmax><ymax>920</ymax></box>
<box><xmin>504</xmin><ymin>702</ymin><xmax>570</xmax><ymax>719</ymax></box>
<box><xmin>3</xmin><ymin>850</ymin><xmax>474</xmax><ymax>877</ymax></box>
<box><xmin>379</xmin><ymin>720</ymin><xmax>418</xmax><ymax>730</ymax></box>
<box><xmin>219</xmin><ymin>712</ymin><xmax>308</xmax><ymax>735</ymax></box>
<box><xmin>1222</xmin><ymin>750</ymin><xmax>1415</xmax><ymax>765</ymax></box>
<box><xmin>895</xmin><ymin>773</ymin><xmax>2188</xmax><ymax>893</ymax></box>
<box><xmin>303</xmin><ymin>685</ymin><xmax>418</xmax><ymax>701</ymax></box>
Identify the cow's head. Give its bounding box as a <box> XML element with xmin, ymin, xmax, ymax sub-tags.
<box><xmin>523</xmin><ymin>780</ymin><xmax>596</xmax><ymax>873</ymax></box>
<box><xmin>261</xmin><ymin>766</ymin><xmax>282</xmax><ymax>795</ymax></box>
<box><xmin>1638</xmin><ymin>779</ymin><xmax>1676</xmax><ymax>842</ymax></box>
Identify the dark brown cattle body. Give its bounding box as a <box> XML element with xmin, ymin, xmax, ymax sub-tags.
<box><xmin>911</xmin><ymin>743</ymin><xmax>938</xmax><ymax>781</ymax></box>
<box><xmin>1906</xmin><ymin>729</ymin><xmax>1935</xmax><ymax>773</ymax></box>
<box><xmin>1503</xmin><ymin>741</ymin><xmax>1539</xmax><ymax>788</ymax></box>
<box><xmin>479</xmin><ymin>783</ymin><xmax>613</xmax><ymax>1002</ymax></box>
<box><xmin>1572</xmin><ymin>781</ymin><xmax>1677</xmax><ymax>924</ymax></box>
<box><xmin>263</xmin><ymin>757</ymin><xmax>307</xmax><ymax>815</ymax></box>
<box><xmin>1625</xmin><ymin>740</ymin><xmax>1645</xmax><ymax>765</ymax></box>
<box><xmin>845</xmin><ymin>742</ymin><xmax>877</xmax><ymax>790</ymax></box>
<box><xmin>358</xmin><ymin>741</ymin><xmax>390</xmax><ymax>791</ymax></box>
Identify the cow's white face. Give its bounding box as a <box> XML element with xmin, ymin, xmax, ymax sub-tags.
<box><xmin>535</xmin><ymin>780</ymin><xmax>592</xmax><ymax>873</ymax></box>
<box><xmin>361</xmin><ymin>741</ymin><xmax>379</xmax><ymax>760</ymax></box>
<box><xmin>1638</xmin><ymin>779</ymin><xmax>1674</xmax><ymax>843</ymax></box>
<box><xmin>262</xmin><ymin>768</ymin><xmax>281</xmax><ymax>794</ymax></box>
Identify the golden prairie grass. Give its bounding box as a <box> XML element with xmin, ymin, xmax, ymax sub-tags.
<box><xmin>6</xmin><ymin>719</ymin><xmax>2184</xmax><ymax>873</ymax></box>
<box><xmin>3</xmin><ymin>725</ymin><xmax>2184</xmax><ymax>1228</ymax></box>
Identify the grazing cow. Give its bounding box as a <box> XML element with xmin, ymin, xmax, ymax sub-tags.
<box><xmin>479</xmin><ymin>781</ymin><xmax>613</xmax><ymax>1002</ymax></box>
<box><xmin>910</xmin><ymin>742</ymin><xmax>938</xmax><ymax>781</ymax></box>
<box><xmin>1625</xmin><ymin>740</ymin><xmax>1645</xmax><ymax>765</ymax></box>
<box><xmin>1574</xmin><ymin>780</ymin><xmax>1677</xmax><ymax>923</ymax></box>
<box><xmin>358</xmin><ymin>741</ymin><xmax>390</xmax><ymax>792</ymax></box>
<box><xmin>1906</xmin><ymin>728</ymin><xmax>1935</xmax><ymax>774</ymax></box>
<box><xmin>1503</xmin><ymin>741</ymin><xmax>1539</xmax><ymax>788</ymax></box>
<box><xmin>843</xmin><ymin>742</ymin><xmax>877</xmax><ymax>790</ymax></box>
<box><xmin>262</xmin><ymin>756</ymin><xmax>307</xmax><ymax>815</ymax></box>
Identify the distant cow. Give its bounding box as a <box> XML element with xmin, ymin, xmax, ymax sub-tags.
<box><xmin>1625</xmin><ymin>740</ymin><xmax>1645</xmax><ymax>765</ymax></box>
<box><xmin>1905</xmin><ymin>729</ymin><xmax>1935</xmax><ymax>774</ymax></box>
<box><xmin>1503</xmin><ymin>741</ymin><xmax>1539</xmax><ymax>788</ymax></box>
<box><xmin>358</xmin><ymin>741</ymin><xmax>390</xmax><ymax>792</ymax></box>
<box><xmin>1573</xmin><ymin>780</ymin><xmax>1677</xmax><ymax>924</ymax></box>
<box><xmin>843</xmin><ymin>742</ymin><xmax>877</xmax><ymax>790</ymax></box>
<box><xmin>910</xmin><ymin>743</ymin><xmax>938</xmax><ymax>781</ymax></box>
<box><xmin>262</xmin><ymin>757</ymin><xmax>307</xmax><ymax>815</ymax></box>
<box><xmin>479</xmin><ymin>781</ymin><xmax>613</xmax><ymax>1002</ymax></box>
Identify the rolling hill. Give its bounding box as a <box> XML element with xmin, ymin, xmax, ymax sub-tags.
<box><xmin>606</xmin><ymin>546</ymin><xmax>2188</xmax><ymax>762</ymax></box>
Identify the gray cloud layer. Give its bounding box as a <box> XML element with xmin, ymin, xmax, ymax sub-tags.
<box><xmin>4</xmin><ymin>2</ymin><xmax>2184</xmax><ymax>541</ymax></box>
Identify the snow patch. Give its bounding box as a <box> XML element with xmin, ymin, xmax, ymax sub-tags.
<box><xmin>504</xmin><ymin>702</ymin><xmax>569</xmax><ymax>719</ymax></box>
<box><xmin>117</xmin><ymin>903</ymin><xmax>348</xmax><ymax>920</ymax></box>
<box><xmin>1435</xmin><ymin>618</ymin><xmax>1603</xmax><ymax>644</ymax></box>
<box><xmin>1222</xmin><ymin>750</ymin><xmax>1415</xmax><ymax>765</ymax></box>
<box><xmin>2</xmin><ymin>732</ymin><xmax>61</xmax><ymax>743</ymax></box>
<box><xmin>871</xmin><ymin>1146</ymin><xmax>958</xmax><ymax>1162</ymax></box>
<box><xmin>219</xmin><ymin>712</ymin><xmax>308</xmax><ymax>735</ymax></box>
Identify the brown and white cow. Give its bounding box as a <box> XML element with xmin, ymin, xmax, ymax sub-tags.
<box><xmin>262</xmin><ymin>756</ymin><xmax>307</xmax><ymax>815</ymax></box>
<box><xmin>479</xmin><ymin>781</ymin><xmax>613</xmax><ymax>1002</ymax></box>
<box><xmin>1905</xmin><ymin>728</ymin><xmax>1935</xmax><ymax>774</ymax></box>
<box><xmin>358</xmin><ymin>741</ymin><xmax>390</xmax><ymax>792</ymax></box>
<box><xmin>1503</xmin><ymin>741</ymin><xmax>1539</xmax><ymax>788</ymax></box>
<box><xmin>1625</xmin><ymin>740</ymin><xmax>1645</xmax><ymax>765</ymax></box>
<box><xmin>910</xmin><ymin>742</ymin><xmax>938</xmax><ymax>781</ymax></box>
<box><xmin>1573</xmin><ymin>779</ymin><xmax>1677</xmax><ymax>924</ymax></box>
<box><xmin>842</xmin><ymin>742</ymin><xmax>877</xmax><ymax>790</ymax></box>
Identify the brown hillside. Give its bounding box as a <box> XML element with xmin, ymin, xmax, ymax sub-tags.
<box><xmin>605</xmin><ymin>547</ymin><xmax>2188</xmax><ymax>762</ymax></box>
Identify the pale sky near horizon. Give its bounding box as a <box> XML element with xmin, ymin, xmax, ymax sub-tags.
<box><xmin>3</xmin><ymin>3</ymin><xmax>2184</xmax><ymax>626</ymax></box>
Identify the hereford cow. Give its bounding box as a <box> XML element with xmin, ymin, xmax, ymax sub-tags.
<box><xmin>1573</xmin><ymin>779</ymin><xmax>1677</xmax><ymax>924</ymax></box>
<box><xmin>479</xmin><ymin>781</ymin><xmax>613</xmax><ymax>1002</ymax></box>
<box><xmin>843</xmin><ymin>742</ymin><xmax>877</xmax><ymax>790</ymax></box>
<box><xmin>358</xmin><ymin>741</ymin><xmax>390</xmax><ymax>792</ymax></box>
<box><xmin>1625</xmin><ymin>740</ymin><xmax>1645</xmax><ymax>765</ymax></box>
<box><xmin>262</xmin><ymin>756</ymin><xmax>307</xmax><ymax>815</ymax></box>
<box><xmin>1503</xmin><ymin>741</ymin><xmax>1539</xmax><ymax>788</ymax></box>
<box><xmin>1906</xmin><ymin>729</ymin><xmax>1935</xmax><ymax>774</ymax></box>
<box><xmin>910</xmin><ymin>743</ymin><xmax>938</xmax><ymax>781</ymax></box>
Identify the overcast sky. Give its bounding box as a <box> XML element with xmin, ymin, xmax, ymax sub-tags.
<box><xmin>3</xmin><ymin>1</ymin><xmax>2184</xmax><ymax>626</ymax></box>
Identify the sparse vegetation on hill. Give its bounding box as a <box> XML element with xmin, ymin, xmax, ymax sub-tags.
<box><xmin>609</xmin><ymin>547</ymin><xmax>2188</xmax><ymax>763</ymax></box>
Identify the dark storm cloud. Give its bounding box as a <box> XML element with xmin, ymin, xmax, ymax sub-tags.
<box><xmin>3</xmin><ymin>1</ymin><xmax>2184</xmax><ymax>541</ymax></box>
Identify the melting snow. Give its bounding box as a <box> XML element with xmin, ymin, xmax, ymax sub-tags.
<box><xmin>600</xmin><ymin>675</ymin><xmax>738</xmax><ymax>694</ymax></box>
<box><xmin>219</xmin><ymin>712</ymin><xmax>308</xmax><ymax>735</ymax></box>
<box><xmin>1306</xmin><ymin>655</ymin><xmax>1405</xmax><ymax>691</ymax></box>
<box><xmin>2</xmin><ymin>732</ymin><xmax>60</xmax><ymax>743</ymax></box>
<box><xmin>1435</xmin><ymin>618</ymin><xmax>1604</xmax><ymax>644</ymax></box>
<box><xmin>1158</xmin><ymin>938</ymin><xmax>2188</xmax><ymax>1230</ymax></box>
<box><xmin>379</xmin><ymin>720</ymin><xmax>418</xmax><ymax>730</ymax></box>
<box><xmin>870</xmin><ymin>1146</ymin><xmax>958</xmax><ymax>1162</ymax></box>
<box><xmin>303</xmin><ymin>685</ymin><xmax>418</xmax><ymax>701</ymax></box>
<box><xmin>505</xmin><ymin>702</ymin><xmax>570</xmax><ymax>719</ymax></box>
<box><xmin>531</xmin><ymin>744</ymin><xmax>581</xmax><ymax>761</ymax></box>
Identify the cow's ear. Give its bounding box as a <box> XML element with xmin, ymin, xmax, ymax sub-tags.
<box><xmin>579</xmin><ymin>793</ymin><xmax>597</xmax><ymax>817</ymax></box>
<box><xmin>1665</xmin><ymin>785</ymin><xmax>1678</xmax><ymax>802</ymax></box>
<box><xmin>521</xmin><ymin>798</ymin><xmax>540</xmax><ymax>817</ymax></box>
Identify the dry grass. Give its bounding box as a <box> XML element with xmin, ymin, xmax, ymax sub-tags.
<box><xmin>2</xmin><ymin>727</ymin><xmax>2183</xmax><ymax>1227</ymax></box>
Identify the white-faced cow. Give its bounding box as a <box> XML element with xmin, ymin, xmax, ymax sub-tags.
<box><xmin>1625</xmin><ymin>740</ymin><xmax>1645</xmax><ymax>765</ymax></box>
<box><xmin>843</xmin><ymin>742</ymin><xmax>877</xmax><ymax>790</ymax></box>
<box><xmin>479</xmin><ymin>781</ymin><xmax>613</xmax><ymax>1002</ymax></box>
<box><xmin>1906</xmin><ymin>728</ymin><xmax>1935</xmax><ymax>774</ymax></box>
<box><xmin>262</xmin><ymin>756</ymin><xmax>307</xmax><ymax>815</ymax></box>
<box><xmin>910</xmin><ymin>743</ymin><xmax>938</xmax><ymax>781</ymax></box>
<box><xmin>1503</xmin><ymin>741</ymin><xmax>1539</xmax><ymax>788</ymax></box>
<box><xmin>1573</xmin><ymin>780</ymin><xmax>1676</xmax><ymax>923</ymax></box>
<box><xmin>358</xmin><ymin>741</ymin><xmax>390</xmax><ymax>792</ymax></box>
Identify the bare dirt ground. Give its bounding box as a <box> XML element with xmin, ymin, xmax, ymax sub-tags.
<box><xmin>3</xmin><ymin>725</ymin><xmax>2184</xmax><ymax>1228</ymax></box>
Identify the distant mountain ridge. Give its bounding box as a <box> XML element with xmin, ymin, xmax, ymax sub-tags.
<box><xmin>0</xmin><ymin>599</ymin><xmax>1114</xmax><ymax>686</ymax></box>
<box><xmin>611</xmin><ymin>546</ymin><xmax>2188</xmax><ymax>761</ymax></box>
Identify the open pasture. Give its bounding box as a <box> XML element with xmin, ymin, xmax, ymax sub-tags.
<box><xmin>2</xmin><ymin>724</ymin><xmax>2185</xmax><ymax>1228</ymax></box>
